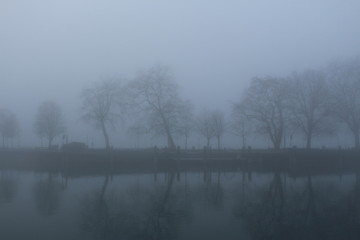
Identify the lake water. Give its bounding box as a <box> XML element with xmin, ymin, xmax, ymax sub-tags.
<box><xmin>0</xmin><ymin>169</ymin><xmax>359</xmax><ymax>240</ymax></box>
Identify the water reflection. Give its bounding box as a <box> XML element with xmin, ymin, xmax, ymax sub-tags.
<box><xmin>235</xmin><ymin>172</ymin><xmax>285</xmax><ymax>239</ymax></box>
<box><xmin>199</xmin><ymin>171</ymin><xmax>224</xmax><ymax>209</ymax></box>
<box><xmin>81</xmin><ymin>172</ymin><xmax>192</xmax><ymax>240</ymax></box>
<box><xmin>0</xmin><ymin>172</ymin><xmax>17</xmax><ymax>203</ymax></box>
<box><xmin>33</xmin><ymin>173</ymin><xmax>63</xmax><ymax>216</ymax></box>
<box><xmin>81</xmin><ymin>175</ymin><xmax>111</xmax><ymax>239</ymax></box>
<box><xmin>1</xmin><ymin>168</ymin><xmax>360</xmax><ymax>239</ymax></box>
<box><xmin>235</xmin><ymin>172</ymin><xmax>360</xmax><ymax>240</ymax></box>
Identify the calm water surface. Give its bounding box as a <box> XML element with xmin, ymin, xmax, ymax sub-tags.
<box><xmin>0</xmin><ymin>169</ymin><xmax>359</xmax><ymax>240</ymax></box>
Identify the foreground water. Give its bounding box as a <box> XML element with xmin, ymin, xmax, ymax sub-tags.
<box><xmin>0</xmin><ymin>168</ymin><xmax>359</xmax><ymax>240</ymax></box>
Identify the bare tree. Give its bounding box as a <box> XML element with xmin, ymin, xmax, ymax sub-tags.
<box><xmin>0</xmin><ymin>109</ymin><xmax>20</xmax><ymax>148</ymax></box>
<box><xmin>232</xmin><ymin>104</ymin><xmax>252</xmax><ymax>149</ymax></box>
<box><xmin>197</xmin><ymin>111</ymin><xmax>216</xmax><ymax>148</ymax></box>
<box><xmin>81</xmin><ymin>79</ymin><xmax>123</xmax><ymax>150</ymax></box>
<box><xmin>328</xmin><ymin>57</ymin><xmax>360</xmax><ymax>148</ymax></box>
<box><xmin>212</xmin><ymin>110</ymin><xmax>225</xmax><ymax>150</ymax></box>
<box><xmin>128</xmin><ymin>65</ymin><xmax>188</xmax><ymax>149</ymax></box>
<box><xmin>176</xmin><ymin>102</ymin><xmax>194</xmax><ymax>150</ymax></box>
<box><xmin>34</xmin><ymin>101</ymin><xmax>65</xmax><ymax>149</ymax></box>
<box><xmin>289</xmin><ymin>70</ymin><xmax>333</xmax><ymax>149</ymax></box>
<box><xmin>240</xmin><ymin>77</ymin><xmax>289</xmax><ymax>150</ymax></box>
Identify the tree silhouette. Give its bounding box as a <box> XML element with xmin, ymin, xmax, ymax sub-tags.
<box><xmin>0</xmin><ymin>109</ymin><xmax>20</xmax><ymax>148</ymax></box>
<box><xmin>289</xmin><ymin>70</ymin><xmax>333</xmax><ymax>149</ymax></box>
<box><xmin>33</xmin><ymin>101</ymin><xmax>65</xmax><ymax>149</ymax></box>
<box><xmin>128</xmin><ymin>65</ymin><xmax>189</xmax><ymax>149</ymax></box>
<box><xmin>240</xmin><ymin>77</ymin><xmax>289</xmax><ymax>150</ymax></box>
<box><xmin>328</xmin><ymin>57</ymin><xmax>360</xmax><ymax>148</ymax></box>
<box><xmin>232</xmin><ymin>104</ymin><xmax>252</xmax><ymax>149</ymax></box>
<box><xmin>197</xmin><ymin>110</ymin><xmax>216</xmax><ymax>148</ymax></box>
<box><xmin>81</xmin><ymin>79</ymin><xmax>123</xmax><ymax>150</ymax></box>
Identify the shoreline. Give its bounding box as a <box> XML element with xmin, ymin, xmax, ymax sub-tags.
<box><xmin>0</xmin><ymin>148</ymin><xmax>359</xmax><ymax>177</ymax></box>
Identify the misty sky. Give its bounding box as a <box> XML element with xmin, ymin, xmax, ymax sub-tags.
<box><xmin>1</xmin><ymin>0</ymin><xmax>360</xmax><ymax>148</ymax></box>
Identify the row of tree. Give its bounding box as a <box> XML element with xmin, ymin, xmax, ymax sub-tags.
<box><xmin>234</xmin><ymin>57</ymin><xmax>360</xmax><ymax>149</ymax></box>
<box><xmin>0</xmin><ymin>109</ymin><xmax>20</xmax><ymax>148</ymax></box>
<box><xmin>80</xmin><ymin>65</ymin><xmax>231</xmax><ymax>150</ymax></box>
<box><xmin>1</xmin><ymin>57</ymin><xmax>360</xmax><ymax>150</ymax></box>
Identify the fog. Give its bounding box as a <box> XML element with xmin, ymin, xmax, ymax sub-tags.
<box><xmin>1</xmin><ymin>0</ymin><xmax>360</xmax><ymax>148</ymax></box>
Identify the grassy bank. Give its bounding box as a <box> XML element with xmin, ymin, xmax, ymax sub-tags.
<box><xmin>0</xmin><ymin>148</ymin><xmax>359</xmax><ymax>177</ymax></box>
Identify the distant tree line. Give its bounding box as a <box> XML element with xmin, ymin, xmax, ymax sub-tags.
<box><xmin>33</xmin><ymin>101</ymin><xmax>66</xmax><ymax>148</ymax></box>
<box><xmin>0</xmin><ymin>108</ymin><xmax>20</xmax><ymax>148</ymax></box>
<box><xmin>1</xmin><ymin>57</ymin><xmax>360</xmax><ymax>150</ymax></box>
<box><xmin>234</xmin><ymin>57</ymin><xmax>360</xmax><ymax>149</ymax></box>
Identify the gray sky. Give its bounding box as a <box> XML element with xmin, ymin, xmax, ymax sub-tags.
<box><xmin>1</xmin><ymin>0</ymin><xmax>360</xmax><ymax>148</ymax></box>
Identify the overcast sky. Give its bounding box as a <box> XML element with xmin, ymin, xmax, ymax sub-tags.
<box><xmin>1</xmin><ymin>0</ymin><xmax>360</xmax><ymax>148</ymax></box>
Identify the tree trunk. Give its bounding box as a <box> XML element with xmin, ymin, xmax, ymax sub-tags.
<box><xmin>354</xmin><ymin>131</ymin><xmax>360</xmax><ymax>149</ymax></box>
<box><xmin>158</xmin><ymin>113</ymin><xmax>176</xmax><ymax>149</ymax></box>
<box><xmin>167</xmin><ymin>132</ymin><xmax>176</xmax><ymax>149</ymax></box>
<box><xmin>100</xmin><ymin>175</ymin><xmax>109</xmax><ymax>200</ymax></box>
<box><xmin>306</xmin><ymin>132</ymin><xmax>312</xmax><ymax>149</ymax></box>
<box><xmin>185</xmin><ymin>135</ymin><xmax>188</xmax><ymax>150</ymax></box>
<box><xmin>100</xmin><ymin>121</ymin><xmax>110</xmax><ymax>150</ymax></box>
<box><xmin>206</xmin><ymin>138</ymin><xmax>210</xmax><ymax>148</ymax></box>
<box><xmin>242</xmin><ymin>134</ymin><xmax>246</xmax><ymax>150</ymax></box>
<box><xmin>48</xmin><ymin>137</ymin><xmax>53</xmax><ymax>149</ymax></box>
<box><xmin>273</xmin><ymin>136</ymin><xmax>282</xmax><ymax>150</ymax></box>
<box><xmin>274</xmin><ymin>142</ymin><xmax>281</xmax><ymax>150</ymax></box>
<box><xmin>217</xmin><ymin>136</ymin><xmax>220</xmax><ymax>150</ymax></box>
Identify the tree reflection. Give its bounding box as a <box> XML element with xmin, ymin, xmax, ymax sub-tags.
<box><xmin>235</xmin><ymin>172</ymin><xmax>285</xmax><ymax>239</ymax></box>
<box><xmin>199</xmin><ymin>171</ymin><xmax>224</xmax><ymax>209</ymax></box>
<box><xmin>33</xmin><ymin>173</ymin><xmax>63</xmax><ymax>216</ymax></box>
<box><xmin>0</xmin><ymin>172</ymin><xmax>17</xmax><ymax>203</ymax></box>
<box><xmin>81</xmin><ymin>175</ymin><xmax>111</xmax><ymax>239</ymax></box>
<box><xmin>294</xmin><ymin>174</ymin><xmax>359</xmax><ymax>239</ymax></box>
<box><xmin>80</xmin><ymin>171</ymin><xmax>192</xmax><ymax>240</ymax></box>
<box><xmin>342</xmin><ymin>173</ymin><xmax>360</xmax><ymax>239</ymax></box>
<box><xmin>234</xmin><ymin>172</ymin><xmax>360</xmax><ymax>240</ymax></box>
<box><xmin>298</xmin><ymin>176</ymin><xmax>321</xmax><ymax>239</ymax></box>
<box><xmin>142</xmin><ymin>173</ymin><xmax>180</xmax><ymax>239</ymax></box>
